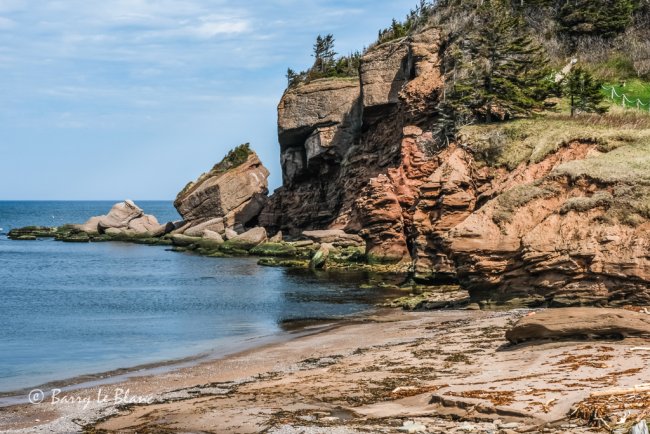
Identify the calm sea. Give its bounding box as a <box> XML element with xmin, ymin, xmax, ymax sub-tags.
<box><xmin>0</xmin><ymin>201</ymin><xmax>392</xmax><ymax>394</ymax></box>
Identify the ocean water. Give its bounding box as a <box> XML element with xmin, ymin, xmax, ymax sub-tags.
<box><xmin>0</xmin><ymin>201</ymin><xmax>392</xmax><ymax>394</ymax></box>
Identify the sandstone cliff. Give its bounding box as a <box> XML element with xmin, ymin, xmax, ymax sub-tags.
<box><xmin>175</xmin><ymin>144</ymin><xmax>270</xmax><ymax>238</ymax></box>
<box><xmin>261</xmin><ymin>27</ymin><xmax>650</xmax><ymax>306</ymax></box>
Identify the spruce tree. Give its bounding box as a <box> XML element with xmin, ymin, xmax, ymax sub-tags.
<box><xmin>286</xmin><ymin>68</ymin><xmax>300</xmax><ymax>88</ymax></box>
<box><xmin>447</xmin><ymin>0</ymin><xmax>552</xmax><ymax>122</ymax></box>
<box><xmin>558</xmin><ymin>0</ymin><xmax>634</xmax><ymax>38</ymax></box>
<box><xmin>564</xmin><ymin>67</ymin><xmax>606</xmax><ymax>116</ymax></box>
<box><xmin>312</xmin><ymin>34</ymin><xmax>337</xmax><ymax>74</ymax></box>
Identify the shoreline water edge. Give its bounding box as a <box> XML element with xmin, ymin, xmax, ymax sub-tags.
<box><xmin>2</xmin><ymin>308</ymin><xmax>650</xmax><ymax>433</ymax></box>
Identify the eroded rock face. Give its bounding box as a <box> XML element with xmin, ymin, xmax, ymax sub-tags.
<box><xmin>448</xmin><ymin>176</ymin><xmax>650</xmax><ymax>306</ymax></box>
<box><xmin>277</xmin><ymin>79</ymin><xmax>362</xmax><ymax>186</ymax></box>
<box><xmin>174</xmin><ymin>146</ymin><xmax>269</xmax><ymax>236</ymax></box>
<box><xmin>359</xmin><ymin>40</ymin><xmax>410</xmax><ymax>112</ymax></box>
<box><xmin>261</xmin><ymin>29</ymin><xmax>443</xmax><ymax>249</ymax></box>
<box><xmin>262</xmin><ymin>23</ymin><xmax>650</xmax><ymax>305</ymax></box>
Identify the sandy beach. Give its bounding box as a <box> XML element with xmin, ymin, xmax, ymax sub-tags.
<box><xmin>1</xmin><ymin>308</ymin><xmax>649</xmax><ymax>433</ymax></box>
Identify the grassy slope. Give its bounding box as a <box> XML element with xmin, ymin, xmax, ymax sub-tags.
<box><xmin>461</xmin><ymin>114</ymin><xmax>650</xmax><ymax>225</ymax></box>
<box><xmin>603</xmin><ymin>78</ymin><xmax>650</xmax><ymax>111</ymax></box>
<box><xmin>461</xmin><ymin>114</ymin><xmax>650</xmax><ymax>170</ymax></box>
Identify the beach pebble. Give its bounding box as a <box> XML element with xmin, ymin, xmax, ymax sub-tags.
<box><xmin>398</xmin><ymin>420</ymin><xmax>427</xmax><ymax>433</ymax></box>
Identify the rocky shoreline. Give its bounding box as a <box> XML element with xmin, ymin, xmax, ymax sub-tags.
<box><xmin>2</xmin><ymin>308</ymin><xmax>650</xmax><ymax>434</ymax></box>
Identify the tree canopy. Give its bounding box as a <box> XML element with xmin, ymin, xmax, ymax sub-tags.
<box><xmin>445</xmin><ymin>0</ymin><xmax>552</xmax><ymax>123</ymax></box>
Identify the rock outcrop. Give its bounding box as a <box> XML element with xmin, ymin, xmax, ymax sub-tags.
<box><xmin>261</xmin><ymin>28</ymin><xmax>443</xmax><ymax>245</ymax></box>
<box><xmin>78</xmin><ymin>200</ymin><xmax>168</xmax><ymax>237</ymax></box>
<box><xmin>174</xmin><ymin>144</ymin><xmax>270</xmax><ymax>238</ymax></box>
<box><xmin>260</xmin><ymin>23</ymin><xmax>650</xmax><ymax>306</ymax></box>
<box><xmin>506</xmin><ymin>308</ymin><xmax>650</xmax><ymax>344</ymax></box>
<box><xmin>277</xmin><ymin>78</ymin><xmax>361</xmax><ymax>184</ymax></box>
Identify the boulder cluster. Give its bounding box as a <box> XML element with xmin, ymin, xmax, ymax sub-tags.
<box><xmin>77</xmin><ymin>200</ymin><xmax>171</xmax><ymax>237</ymax></box>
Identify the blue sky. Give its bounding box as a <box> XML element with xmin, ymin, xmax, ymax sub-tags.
<box><xmin>0</xmin><ymin>0</ymin><xmax>415</xmax><ymax>200</ymax></box>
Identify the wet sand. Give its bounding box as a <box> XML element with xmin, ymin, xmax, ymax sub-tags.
<box><xmin>1</xmin><ymin>308</ymin><xmax>649</xmax><ymax>433</ymax></box>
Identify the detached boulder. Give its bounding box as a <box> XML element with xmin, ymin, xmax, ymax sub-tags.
<box><xmin>98</xmin><ymin>200</ymin><xmax>144</xmax><ymax>231</ymax></box>
<box><xmin>77</xmin><ymin>200</ymin><xmax>168</xmax><ymax>236</ymax></box>
<box><xmin>128</xmin><ymin>215</ymin><xmax>166</xmax><ymax>236</ymax></box>
<box><xmin>202</xmin><ymin>230</ymin><xmax>224</xmax><ymax>243</ymax></box>
<box><xmin>506</xmin><ymin>308</ymin><xmax>650</xmax><ymax>344</ymax></box>
<box><xmin>219</xmin><ymin>227</ymin><xmax>267</xmax><ymax>255</ymax></box>
<box><xmin>230</xmin><ymin>227</ymin><xmax>267</xmax><ymax>249</ymax></box>
<box><xmin>224</xmin><ymin>228</ymin><xmax>238</xmax><ymax>240</ymax></box>
<box><xmin>174</xmin><ymin>144</ymin><xmax>269</xmax><ymax>232</ymax></box>
<box><xmin>78</xmin><ymin>216</ymin><xmax>103</xmax><ymax>234</ymax></box>
<box><xmin>183</xmin><ymin>218</ymin><xmax>225</xmax><ymax>237</ymax></box>
<box><xmin>302</xmin><ymin>229</ymin><xmax>364</xmax><ymax>247</ymax></box>
<box><xmin>309</xmin><ymin>243</ymin><xmax>333</xmax><ymax>269</ymax></box>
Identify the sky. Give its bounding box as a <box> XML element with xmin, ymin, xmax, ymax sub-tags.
<box><xmin>0</xmin><ymin>0</ymin><xmax>415</xmax><ymax>200</ymax></box>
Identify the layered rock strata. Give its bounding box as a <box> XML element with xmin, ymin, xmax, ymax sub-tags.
<box><xmin>261</xmin><ymin>25</ymin><xmax>650</xmax><ymax>306</ymax></box>
<box><xmin>174</xmin><ymin>144</ymin><xmax>270</xmax><ymax>238</ymax></box>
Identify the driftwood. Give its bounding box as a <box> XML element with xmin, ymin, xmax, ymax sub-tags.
<box><xmin>591</xmin><ymin>384</ymin><xmax>650</xmax><ymax>398</ymax></box>
<box><xmin>630</xmin><ymin>420</ymin><xmax>649</xmax><ymax>434</ymax></box>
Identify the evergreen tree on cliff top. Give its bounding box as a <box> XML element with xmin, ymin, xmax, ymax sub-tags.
<box><xmin>446</xmin><ymin>0</ymin><xmax>552</xmax><ymax>122</ymax></box>
<box><xmin>312</xmin><ymin>34</ymin><xmax>337</xmax><ymax>74</ymax></box>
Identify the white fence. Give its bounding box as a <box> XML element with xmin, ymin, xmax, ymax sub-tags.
<box><xmin>602</xmin><ymin>85</ymin><xmax>650</xmax><ymax>112</ymax></box>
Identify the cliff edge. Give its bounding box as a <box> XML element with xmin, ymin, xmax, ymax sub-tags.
<box><xmin>260</xmin><ymin>24</ymin><xmax>650</xmax><ymax>307</ymax></box>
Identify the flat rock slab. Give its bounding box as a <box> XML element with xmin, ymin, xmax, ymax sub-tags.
<box><xmin>506</xmin><ymin>308</ymin><xmax>650</xmax><ymax>344</ymax></box>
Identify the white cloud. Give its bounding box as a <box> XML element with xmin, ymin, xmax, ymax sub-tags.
<box><xmin>189</xmin><ymin>17</ymin><xmax>250</xmax><ymax>38</ymax></box>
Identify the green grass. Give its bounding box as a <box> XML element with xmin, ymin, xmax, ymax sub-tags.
<box><xmin>460</xmin><ymin>115</ymin><xmax>650</xmax><ymax>170</ymax></box>
<box><xmin>554</xmin><ymin>141</ymin><xmax>650</xmax><ymax>185</ymax></box>
<box><xmin>603</xmin><ymin>79</ymin><xmax>650</xmax><ymax>111</ymax></box>
<box><xmin>462</xmin><ymin>113</ymin><xmax>650</xmax><ymax>226</ymax></box>
<box><xmin>211</xmin><ymin>143</ymin><xmax>253</xmax><ymax>174</ymax></box>
<box><xmin>176</xmin><ymin>143</ymin><xmax>253</xmax><ymax>201</ymax></box>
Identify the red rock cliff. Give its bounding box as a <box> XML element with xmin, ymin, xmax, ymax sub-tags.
<box><xmin>260</xmin><ymin>27</ymin><xmax>650</xmax><ymax>306</ymax></box>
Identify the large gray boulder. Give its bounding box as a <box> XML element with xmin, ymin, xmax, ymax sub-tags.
<box><xmin>230</xmin><ymin>227</ymin><xmax>267</xmax><ymax>248</ymax></box>
<box><xmin>202</xmin><ymin>230</ymin><xmax>224</xmax><ymax>243</ymax></box>
<box><xmin>98</xmin><ymin>200</ymin><xmax>143</xmax><ymax>231</ymax></box>
<box><xmin>128</xmin><ymin>215</ymin><xmax>166</xmax><ymax>236</ymax></box>
<box><xmin>183</xmin><ymin>218</ymin><xmax>225</xmax><ymax>237</ymax></box>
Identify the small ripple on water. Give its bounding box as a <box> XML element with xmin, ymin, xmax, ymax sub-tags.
<box><xmin>0</xmin><ymin>219</ymin><xmax>400</xmax><ymax>393</ymax></box>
